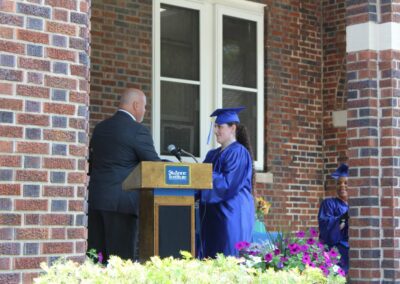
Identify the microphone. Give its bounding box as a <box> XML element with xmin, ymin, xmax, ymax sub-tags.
<box><xmin>167</xmin><ymin>144</ymin><xmax>182</xmax><ymax>162</ymax></box>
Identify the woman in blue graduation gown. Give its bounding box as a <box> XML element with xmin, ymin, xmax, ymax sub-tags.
<box><xmin>197</xmin><ymin>107</ymin><xmax>255</xmax><ymax>258</ymax></box>
<box><xmin>318</xmin><ymin>163</ymin><xmax>349</xmax><ymax>274</ymax></box>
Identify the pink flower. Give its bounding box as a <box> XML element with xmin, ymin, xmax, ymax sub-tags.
<box><xmin>328</xmin><ymin>248</ymin><xmax>338</xmax><ymax>258</ymax></box>
<box><xmin>296</xmin><ymin>231</ymin><xmax>305</xmax><ymax>238</ymax></box>
<box><xmin>338</xmin><ymin>267</ymin><xmax>346</xmax><ymax>276</ymax></box>
<box><xmin>98</xmin><ymin>252</ymin><xmax>103</xmax><ymax>263</ymax></box>
<box><xmin>235</xmin><ymin>241</ymin><xmax>250</xmax><ymax>251</ymax></box>
<box><xmin>323</xmin><ymin>252</ymin><xmax>332</xmax><ymax>266</ymax></box>
<box><xmin>274</xmin><ymin>248</ymin><xmax>280</xmax><ymax>255</ymax></box>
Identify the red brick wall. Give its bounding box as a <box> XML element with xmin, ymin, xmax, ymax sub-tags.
<box><xmin>258</xmin><ymin>0</ymin><xmax>325</xmax><ymax>231</ymax></box>
<box><xmin>321</xmin><ymin>0</ymin><xmax>347</xmax><ymax>196</ymax></box>
<box><xmin>89</xmin><ymin>0</ymin><xmax>153</xmax><ymax>131</ymax></box>
<box><xmin>254</xmin><ymin>0</ymin><xmax>348</xmax><ymax>233</ymax></box>
<box><xmin>0</xmin><ymin>0</ymin><xmax>90</xmax><ymax>282</ymax></box>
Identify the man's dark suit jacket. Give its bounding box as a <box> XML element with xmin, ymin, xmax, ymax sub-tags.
<box><xmin>88</xmin><ymin>110</ymin><xmax>160</xmax><ymax>216</ymax></box>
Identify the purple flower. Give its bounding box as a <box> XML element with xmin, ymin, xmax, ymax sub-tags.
<box><xmin>306</xmin><ymin>238</ymin><xmax>315</xmax><ymax>245</ymax></box>
<box><xmin>312</xmin><ymin>252</ymin><xmax>319</xmax><ymax>260</ymax></box>
<box><xmin>264</xmin><ymin>253</ymin><xmax>273</xmax><ymax>262</ymax></box>
<box><xmin>288</xmin><ymin>243</ymin><xmax>301</xmax><ymax>254</ymax></box>
<box><xmin>235</xmin><ymin>241</ymin><xmax>250</xmax><ymax>251</ymax></box>
<box><xmin>277</xmin><ymin>262</ymin><xmax>284</xmax><ymax>269</ymax></box>
<box><xmin>331</xmin><ymin>257</ymin><xmax>339</xmax><ymax>265</ymax></box>
<box><xmin>280</xmin><ymin>256</ymin><xmax>288</xmax><ymax>263</ymax></box>
<box><xmin>296</xmin><ymin>231</ymin><xmax>305</xmax><ymax>238</ymax></box>
<box><xmin>98</xmin><ymin>252</ymin><xmax>103</xmax><ymax>263</ymax></box>
<box><xmin>310</xmin><ymin>228</ymin><xmax>318</xmax><ymax>238</ymax></box>
<box><xmin>317</xmin><ymin>243</ymin><xmax>325</xmax><ymax>250</ymax></box>
<box><xmin>319</xmin><ymin>265</ymin><xmax>330</xmax><ymax>276</ymax></box>
<box><xmin>302</xmin><ymin>254</ymin><xmax>311</xmax><ymax>265</ymax></box>
<box><xmin>249</xmin><ymin>250</ymin><xmax>260</xmax><ymax>256</ymax></box>
<box><xmin>300</xmin><ymin>244</ymin><xmax>308</xmax><ymax>252</ymax></box>
<box><xmin>274</xmin><ymin>249</ymin><xmax>280</xmax><ymax>256</ymax></box>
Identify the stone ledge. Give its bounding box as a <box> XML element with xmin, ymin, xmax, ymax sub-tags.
<box><xmin>255</xmin><ymin>172</ymin><xmax>273</xmax><ymax>184</ymax></box>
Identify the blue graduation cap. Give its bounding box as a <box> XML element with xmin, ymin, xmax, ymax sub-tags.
<box><xmin>210</xmin><ymin>107</ymin><xmax>245</xmax><ymax>124</ymax></box>
<box><xmin>331</xmin><ymin>163</ymin><xmax>349</xmax><ymax>180</ymax></box>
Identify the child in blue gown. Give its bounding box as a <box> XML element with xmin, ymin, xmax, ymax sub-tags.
<box><xmin>318</xmin><ymin>164</ymin><xmax>350</xmax><ymax>274</ymax></box>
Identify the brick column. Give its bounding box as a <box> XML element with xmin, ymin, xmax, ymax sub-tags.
<box><xmin>0</xmin><ymin>0</ymin><xmax>90</xmax><ymax>283</ymax></box>
<box><xmin>346</xmin><ymin>1</ymin><xmax>400</xmax><ymax>282</ymax></box>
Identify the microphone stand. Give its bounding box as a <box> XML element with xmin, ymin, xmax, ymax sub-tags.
<box><xmin>180</xmin><ymin>149</ymin><xmax>199</xmax><ymax>163</ymax></box>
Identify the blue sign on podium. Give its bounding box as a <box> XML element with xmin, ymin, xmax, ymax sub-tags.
<box><xmin>165</xmin><ymin>165</ymin><xmax>190</xmax><ymax>185</ymax></box>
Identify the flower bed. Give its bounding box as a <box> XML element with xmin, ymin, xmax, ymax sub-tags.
<box><xmin>237</xmin><ymin>228</ymin><xmax>346</xmax><ymax>280</ymax></box>
<box><xmin>34</xmin><ymin>251</ymin><xmax>346</xmax><ymax>284</ymax></box>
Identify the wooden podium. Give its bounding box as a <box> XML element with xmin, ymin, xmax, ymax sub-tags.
<box><xmin>122</xmin><ymin>161</ymin><xmax>212</xmax><ymax>260</ymax></box>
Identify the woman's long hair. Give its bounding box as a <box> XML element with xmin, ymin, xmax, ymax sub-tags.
<box><xmin>229</xmin><ymin>122</ymin><xmax>256</xmax><ymax>189</ymax></box>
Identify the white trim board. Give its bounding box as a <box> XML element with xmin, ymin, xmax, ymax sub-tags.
<box><xmin>347</xmin><ymin>22</ymin><xmax>400</xmax><ymax>52</ymax></box>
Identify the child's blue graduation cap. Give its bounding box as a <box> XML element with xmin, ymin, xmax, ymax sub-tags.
<box><xmin>331</xmin><ymin>163</ymin><xmax>349</xmax><ymax>180</ymax></box>
<box><xmin>210</xmin><ymin>107</ymin><xmax>245</xmax><ymax>124</ymax></box>
<box><xmin>206</xmin><ymin>107</ymin><xmax>245</xmax><ymax>144</ymax></box>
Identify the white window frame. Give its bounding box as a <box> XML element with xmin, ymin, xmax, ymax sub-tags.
<box><xmin>153</xmin><ymin>0</ymin><xmax>265</xmax><ymax>169</ymax></box>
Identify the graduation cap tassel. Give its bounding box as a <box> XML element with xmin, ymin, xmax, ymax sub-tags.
<box><xmin>207</xmin><ymin>121</ymin><xmax>213</xmax><ymax>145</ymax></box>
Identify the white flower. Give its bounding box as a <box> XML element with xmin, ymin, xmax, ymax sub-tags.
<box><xmin>332</xmin><ymin>264</ymin><xmax>340</xmax><ymax>273</ymax></box>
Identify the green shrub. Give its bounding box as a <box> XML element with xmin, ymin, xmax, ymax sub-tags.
<box><xmin>34</xmin><ymin>252</ymin><xmax>346</xmax><ymax>284</ymax></box>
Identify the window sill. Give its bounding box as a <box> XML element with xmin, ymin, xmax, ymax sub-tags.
<box><xmin>255</xmin><ymin>172</ymin><xmax>273</xmax><ymax>184</ymax></box>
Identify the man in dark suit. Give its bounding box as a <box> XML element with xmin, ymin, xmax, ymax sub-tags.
<box><xmin>87</xmin><ymin>88</ymin><xmax>160</xmax><ymax>262</ymax></box>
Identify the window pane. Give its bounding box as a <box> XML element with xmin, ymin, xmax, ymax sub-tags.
<box><xmin>161</xmin><ymin>4</ymin><xmax>199</xmax><ymax>81</ymax></box>
<box><xmin>161</xmin><ymin>81</ymin><xmax>200</xmax><ymax>156</ymax></box>
<box><xmin>223</xmin><ymin>16</ymin><xmax>256</xmax><ymax>88</ymax></box>
<box><xmin>223</xmin><ymin>89</ymin><xmax>257</xmax><ymax>157</ymax></box>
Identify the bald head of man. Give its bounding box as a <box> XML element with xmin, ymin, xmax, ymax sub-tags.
<box><xmin>119</xmin><ymin>88</ymin><xmax>147</xmax><ymax>122</ymax></box>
